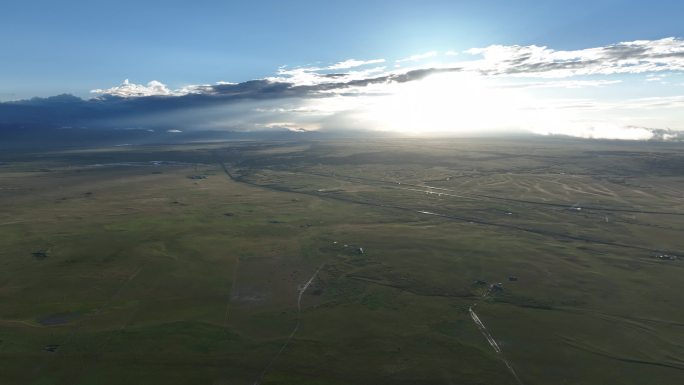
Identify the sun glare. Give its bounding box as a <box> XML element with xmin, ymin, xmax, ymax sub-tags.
<box><xmin>361</xmin><ymin>72</ymin><xmax>529</xmax><ymax>135</ymax></box>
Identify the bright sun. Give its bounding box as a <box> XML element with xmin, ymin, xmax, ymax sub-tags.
<box><xmin>360</xmin><ymin>72</ymin><xmax>530</xmax><ymax>135</ymax></box>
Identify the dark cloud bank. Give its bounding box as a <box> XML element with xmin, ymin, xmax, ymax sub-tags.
<box><xmin>0</xmin><ymin>68</ymin><xmax>462</xmax><ymax>147</ymax></box>
<box><xmin>0</xmin><ymin>67</ymin><xmax>454</xmax><ymax>127</ymax></box>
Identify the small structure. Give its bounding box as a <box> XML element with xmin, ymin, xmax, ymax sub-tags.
<box><xmin>32</xmin><ymin>250</ymin><xmax>49</xmax><ymax>259</ymax></box>
<box><xmin>491</xmin><ymin>283</ymin><xmax>504</xmax><ymax>292</ymax></box>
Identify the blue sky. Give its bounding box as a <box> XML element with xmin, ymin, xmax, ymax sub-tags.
<box><xmin>1</xmin><ymin>1</ymin><xmax>684</xmax><ymax>139</ymax></box>
<box><xmin>2</xmin><ymin>0</ymin><xmax>683</xmax><ymax>98</ymax></box>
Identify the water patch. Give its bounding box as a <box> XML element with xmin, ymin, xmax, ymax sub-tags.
<box><xmin>37</xmin><ymin>312</ymin><xmax>81</xmax><ymax>326</ymax></box>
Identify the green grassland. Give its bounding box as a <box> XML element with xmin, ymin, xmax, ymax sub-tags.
<box><xmin>0</xmin><ymin>137</ymin><xmax>683</xmax><ymax>384</ymax></box>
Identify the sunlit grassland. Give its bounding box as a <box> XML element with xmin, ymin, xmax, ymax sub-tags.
<box><xmin>0</xmin><ymin>138</ymin><xmax>682</xmax><ymax>385</ymax></box>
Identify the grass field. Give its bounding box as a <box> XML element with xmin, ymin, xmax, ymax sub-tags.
<box><xmin>0</xmin><ymin>137</ymin><xmax>683</xmax><ymax>384</ymax></box>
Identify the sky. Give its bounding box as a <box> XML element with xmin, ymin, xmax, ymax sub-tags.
<box><xmin>1</xmin><ymin>0</ymin><xmax>684</xmax><ymax>139</ymax></box>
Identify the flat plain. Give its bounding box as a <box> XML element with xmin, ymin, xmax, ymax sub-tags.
<box><xmin>0</xmin><ymin>137</ymin><xmax>683</xmax><ymax>385</ymax></box>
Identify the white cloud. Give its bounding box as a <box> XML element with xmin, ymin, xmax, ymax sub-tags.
<box><xmin>501</xmin><ymin>79</ymin><xmax>622</xmax><ymax>89</ymax></box>
<box><xmin>530</xmin><ymin>123</ymin><xmax>657</xmax><ymax>140</ymax></box>
<box><xmin>91</xmin><ymin>79</ymin><xmax>175</xmax><ymax>97</ymax></box>
<box><xmin>646</xmin><ymin>73</ymin><xmax>668</xmax><ymax>81</ymax></box>
<box><xmin>91</xmin><ymin>79</ymin><xmax>239</xmax><ymax>98</ymax></box>
<box><xmin>262</xmin><ymin>121</ymin><xmax>320</xmax><ymax>132</ymax></box>
<box><xmin>396</xmin><ymin>51</ymin><xmax>438</xmax><ymax>63</ymax></box>
<box><xmin>622</xmin><ymin>95</ymin><xmax>684</xmax><ymax>110</ymax></box>
<box><xmin>265</xmin><ymin>58</ymin><xmax>386</xmax><ymax>85</ymax></box>
<box><xmin>327</xmin><ymin>58</ymin><xmax>385</xmax><ymax>70</ymax></box>
<box><xmin>463</xmin><ymin>37</ymin><xmax>684</xmax><ymax>77</ymax></box>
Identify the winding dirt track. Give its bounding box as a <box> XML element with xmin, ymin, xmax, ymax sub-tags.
<box><xmin>469</xmin><ymin>304</ymin><xmax>524</xmax><ymax>385</ymax></box>
<box><xmin>215</xmin><ymin>159</ymin><xmax>676</xmax><ymax>383</ymax></box>
<box><xmin>252</xmin><ymin>265</ymin><xmax>323</xmax><ymax>385</ymax></box>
